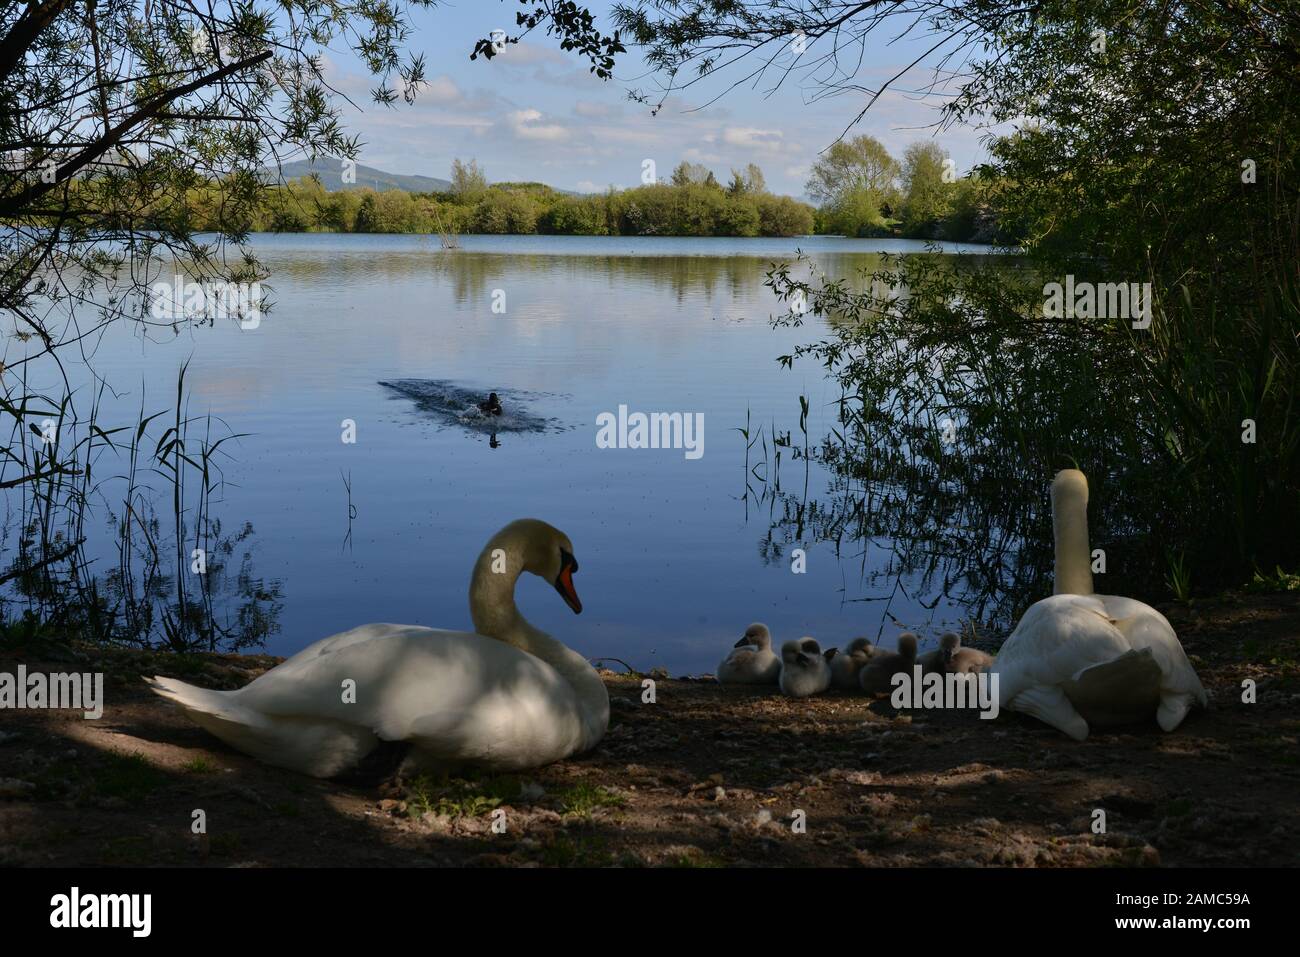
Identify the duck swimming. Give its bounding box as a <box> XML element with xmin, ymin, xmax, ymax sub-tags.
<box><xmin>717</xmin><ymin>623</ymin><xmax>781</xmax><ymax>685</ymax></box>
<box><xmin>992</xmin><ymin>469</ymin><xmax>1207</xmax><ymax>740</ymax></box>
<box><xmin>477</xmin><ymin>392</ymin><xmax>503</xmax><ymax>416</ymax></box>
<box><xmin>145</xmin><ymin>519</ymin><xmax>607</xmax><ymax>777</ymax></box>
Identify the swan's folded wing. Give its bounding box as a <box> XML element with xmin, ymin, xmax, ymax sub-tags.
<box><xmin>238</xmin><ymin>626</ymin><xmax>515</xmax><ymax>725</ymax></box>
<box><xmin>994</xmin><ymin>594</ymin><xmax>1130</xmax><ymax>704</ymax></box>
<box><xmin>236</xmin><ymin>627</ymin><xmax>587</xmax><ymax>766</ymax></box>
<box><xmin>1063</xmin><ymin>648</ymin><xmax>1162</xmax><ymax>726</ymax></box>
<box><xmin>1105</xmin><ymin>606</ymin><xmax>1208</xmax><ymax>703</ymax></box>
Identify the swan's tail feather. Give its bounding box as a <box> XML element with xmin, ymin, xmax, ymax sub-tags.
<box><xmin>145</xmin><ymin>675</ymin><xmax>378</xmax><ymax>778</ymax></box>
<box><xmin>1008</xmin><ymin>684</ymin><xmax>1090</xmax><ymax>741</ymax></box>
<box><xmin>144</xmin><ymin>675</ymin><xmax>247</xmax><ymax>722</ymax></box>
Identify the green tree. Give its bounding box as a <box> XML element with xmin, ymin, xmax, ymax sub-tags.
<box><xmin>450</xmin><ymin>158</ymin><xmax>488</xmax><ymax>199</ymax></box>
<box><xmin>805</xmin><ymin>136</ymin><xmax>899</xmax><ymax>209</ymax></box>
<box><xmin>755</xmin><ymin>194</ymin><xmax>813</xmax><ymax>236</ymax></box>
<box><xmin>715</xmin><ymin>197</ymin><xmax>760</xmax><ymax>236</ymax></box>
<box><xmin>469</xmin><ymin>191</ymin><xmax>539</xmax><ymax>234</ymax></box>
<box><xmin>353</xmin><ymin>192</ymin><xmax>382</xmax><ymax>233</ymax></box>
<box><xmin>726</xmin><ymin>164</ymin><xmax>766</xmax><ymax>196</ymax></box>
<box><xmin>670</xmin><ymin>161</ymin><xmax>712</xmax><ymax>187</ymax></box>
<box><xmin>544</xmin><ymin>196</ymin><xmax>609</xmax><ymax>235</ymax></box>
<box><xmin>899</xmin><ymin>142</ymin><xmax>954</xmax><ymax>238</ymax></box>
<box><xmin>1</xmin><ymin>2</ymin><xmax>444</xmax><ymax>329</ymax></box>
<box><xmin>580</xmin><ymin>0</ymin><xmax>1300</xmax><ymax>595</ymax></box>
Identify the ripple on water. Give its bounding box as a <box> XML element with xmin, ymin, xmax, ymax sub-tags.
<box><xmin>379</xmin><ymin>379</ymin><xmax>563</xmax><ymax>434</ymax></box>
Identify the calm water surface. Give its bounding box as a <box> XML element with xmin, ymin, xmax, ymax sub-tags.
<box><xmin>18</xmin><ymin>233</ymin><xmax>1010</xmax><ymax>672</ymax></box>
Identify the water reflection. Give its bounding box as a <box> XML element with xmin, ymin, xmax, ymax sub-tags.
<box><xmin>5</xmin><ymin>234</ymin><xmax>1021</xmax><ymax>672</ymax></box>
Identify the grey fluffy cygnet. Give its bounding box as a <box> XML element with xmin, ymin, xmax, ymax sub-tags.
<box><xmin>859</xmin><ymin>632</ymin><xmax>919</xmax><ymax>695</ymax></box>
<box><xmin>918</xmin><ymin>631</ymin><xmax>960</xmax><ymax>675</ymax></box>
<box><xmin>829</xmin><ymin>636</ymin><xmax>875</xmax><ymax>690</ymax></box>
<box><xmin>941</xmin><ymin>632</ymin><xmax>995</xmax><ymax>674</ymax></box>
<box><xmin>717</xmin><ymin>622</ymin><xmax>781</xmax><ymax>685</ymax></box>
<box><xmin>779</xmin><ymin>637</ymin><xmax>834</xmax><ymax>698</ymax></box>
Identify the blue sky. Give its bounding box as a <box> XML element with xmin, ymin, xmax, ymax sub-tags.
<box><xmin>319</xmin><ymin>1</ymin><xmax>997</xmax><ymax>198</ymax></box>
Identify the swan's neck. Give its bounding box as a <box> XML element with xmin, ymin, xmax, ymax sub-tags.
<box><xmin>468</xmin><ymin>535</ymin><xmax>609</xmax><ymax>747</ymax></box>
<box><xmin>1052</xmin><ymin>472</ymin><xmax>1094</xmax><ymax>595</ymax></box>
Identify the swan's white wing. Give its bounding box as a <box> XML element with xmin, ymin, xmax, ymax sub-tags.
<box><xmin>235</xmin><ymin>625</ymin><xmax>587</xmax><ymax>768</ymax></box>
<box><xmin>1097</xmin><ymin>596</ymin><xmax>1208</xmax><ymax>704</ymax></box>
<box><xmin>993</xmin><ymin>594</ymin><xmax>1130</xmax><ymax>706</ymax></box>
<box><xmin>270</xmin><ymin>621</ymin><xmax>416</xmax><ymax>667</ymax></box>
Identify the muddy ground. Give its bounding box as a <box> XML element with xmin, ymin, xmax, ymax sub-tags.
<box><xmin>2</xmin><ymin>593</ymin><xmax>1298</xmax><ymax>867</ymax></box>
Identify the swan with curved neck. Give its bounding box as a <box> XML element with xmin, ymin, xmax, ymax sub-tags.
<box><xmin>145</xmin><ymin>519</ymin><xmax>608</xmax><ymax>777</ymax></box>
<box><xmin>992</xmin><ymin>470</ymin><xmax>1206</xmax><ymax>739</ymax></box>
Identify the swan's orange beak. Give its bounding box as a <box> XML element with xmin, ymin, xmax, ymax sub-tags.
<box><xmin>554</xmin><ymin>552</ymin><xmax>582</xmax><ymax>614</ymax></box>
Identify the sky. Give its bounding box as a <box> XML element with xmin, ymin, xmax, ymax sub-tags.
<box><xmin>316</xmin><ymin>1</ymin><xmax>999</xmax><ymax>199</ymax></box>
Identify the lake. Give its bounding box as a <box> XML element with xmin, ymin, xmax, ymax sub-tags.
<box><xmin>6</xmin><ymin>233</ymin><xmax>1011</xmax><ymax>673</ymax></box>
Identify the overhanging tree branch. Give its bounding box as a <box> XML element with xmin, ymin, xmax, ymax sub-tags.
<box><xmin>0</xmin><ymin>48</ymin><xmax>272</xmax><ymax>219</ymax></box>
<box><xmin>0</xmin><ymin>0</ymin><xmax>74</xmax><ymax>79</ymax></box>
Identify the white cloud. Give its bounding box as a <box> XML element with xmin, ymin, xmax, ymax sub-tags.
<box><xmin>508</xmin><ymin>109</ymin><xmax>568</xmax><ymax>142</ymax></box>
<box><xmin>424</xmin><ymin>75</ymin><xmax>464</xmax><ymax>105</ymax></box>
<box><xmin>574</xmin><ymin>100</ymin><xmax>619</xmax><ymax>119</ymax></box>
<box><xmin>721</xmin><ymin>127</ymin><xmax>786</xmax><ymax>151</ymax></box>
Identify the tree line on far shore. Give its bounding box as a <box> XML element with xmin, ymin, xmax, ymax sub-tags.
<box><xmin>197</xmin><ymin>140</ymin><xmax>1007</xmax><ymax>242</ymax></box>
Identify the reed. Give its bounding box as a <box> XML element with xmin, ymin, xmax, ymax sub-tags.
<box><xmin>0</xmin><ymin>362</ymin><xmax>282</xmax><ymax>651</ymax></box>
<box><xmin>756</xmin><ymin>247</ymin><xmax>1300</xmax><ymax>627</ymax></box>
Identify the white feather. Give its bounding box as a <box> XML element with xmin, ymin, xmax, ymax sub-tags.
<box><xmin>146</xmin><ymin>519</ymin><xmax>608</xmax><ymax>776</ymax></box>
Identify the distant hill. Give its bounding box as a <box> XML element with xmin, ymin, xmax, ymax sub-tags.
<box><xmin>263</xmin><ymin>158</ymin><xmax>453</xmax><ymax>194</ymax></box>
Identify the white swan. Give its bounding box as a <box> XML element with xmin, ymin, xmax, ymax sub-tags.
<box><xmin>778</xmin><ymin>638</ymin><xmax>833</xmax><ymax>698</ymax></box>
<box><xmin>145</xmin><ymin>519</ymin><xmax>608</xmax><ymax>777</ymax></box>
<box><xmin>717</xmin><ymin>623</ymin><xmax>781</xmax><ymax>685</ymax></box>
<box><xmin>992</xmin><ymin>470</ymin><xmax>1207</xmax><ymax>740</ymax></box>
<box><xmin>829</xmin><ymin>636</ymin><xmax>875</xmax><ymax>689</ymax></box>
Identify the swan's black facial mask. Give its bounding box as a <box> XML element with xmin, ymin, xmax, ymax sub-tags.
<box><xmin>734</xmin><ymin>636</ymin><xmax>753</xmax><ymax>648</ymax></box>
<box><xmin>554</xmin><ymin>548</ymin><xmax>582</xmax><ymax>614</ymax></box>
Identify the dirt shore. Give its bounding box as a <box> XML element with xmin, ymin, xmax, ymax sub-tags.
<box><xmin>2</xmin><ymin>593</ymin><xmax>1298</xmax><ymax>867</ymax></box>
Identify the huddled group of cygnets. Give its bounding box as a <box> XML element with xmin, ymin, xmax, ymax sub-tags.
<box><xmin>145</xmin><ymin>469</ymin><xmax>1209</xmax><ymax>779</ymax></box>
<box><xmin>717</xmin><ymin>625</ymin><xmax>994</xmax><ymax>698</ymax></box>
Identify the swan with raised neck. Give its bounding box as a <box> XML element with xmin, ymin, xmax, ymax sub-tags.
<box><xmin>992</xmin><ymin>470</ymin><xmax>1207</xmax><ymax>739</ymax></box>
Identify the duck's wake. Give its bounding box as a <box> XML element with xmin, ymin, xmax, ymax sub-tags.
<box><xmin>379</xmin><ymin>379</ymin><xmax>560</xmax><ymax>434</ymax></box>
